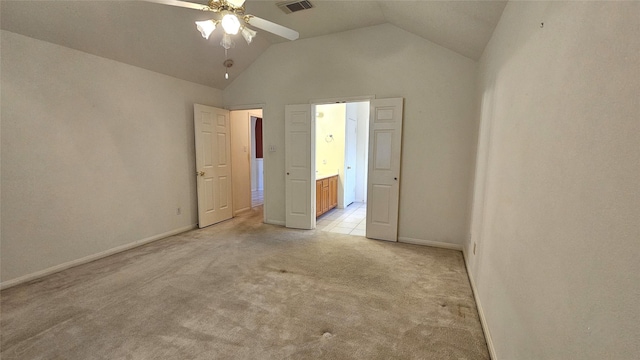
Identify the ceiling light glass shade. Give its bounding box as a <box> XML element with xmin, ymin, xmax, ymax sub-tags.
<box><xmin>195</xmin><ymin>20</ymin><xmax>216</xmax><ymax>39</ymax></box>
<box><xmin>241</xmin><ymin>27</ymin><xmax>257</xmax><ymax>44</ymax></box>
<box><xmin>220</xmin><ymin>33</ymin><xmax>235</xmax><ymax>50</ymax></box>
<box><xmin>221</xmin><ymin>13</ymin><xmax>241</xmax><ymax>35</ymax></box>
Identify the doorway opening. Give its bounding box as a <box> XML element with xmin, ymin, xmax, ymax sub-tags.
<box><xmin>251</xmin><ymin>116</ymin><xmax>264</xmax><ymax>207</ymax></box>
<box><xmin>230</xmin><ymin>108</ymin><xmax>264</xmax><ymax>216</ymax></box>
<box><xmin>313</xmin><ymin>101</ymin><xmax>370</xmax><ymax>236</ymax></box>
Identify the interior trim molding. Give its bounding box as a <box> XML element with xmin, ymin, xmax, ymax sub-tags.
<box><xmin>309</xmin><ymin>95</ymin><xmax>375</xmax><ymax>105</ymax></box>
<box><xmin>462</xmin><ymin>249</ymin><xmax>497</xmax><ymax>360</ymax></box>
<box><xmin>398</xmin><ymin>237</ymin><xmax>463</xmax><ymax>251</ymax></box>
<box><xmin>0</xmin><ymin>224</ymin><xmax>198</xmax><ymax>290</ymax></box>
<box><xmin>225</xmin><ymin>103</ymin><xmax>266</xmax><ymax>111</ymax></box>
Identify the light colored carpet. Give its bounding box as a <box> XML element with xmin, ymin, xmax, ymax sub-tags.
<box><xmin>1</xmin><ymin>207</ymin><xmax>489</xmax><ymax>359</ymax></box>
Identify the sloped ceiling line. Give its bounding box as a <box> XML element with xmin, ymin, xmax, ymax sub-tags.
<box><xmin>1</xmin><ymin>0</ymin><xmax>506</xmax><ymax>89</ymax></box>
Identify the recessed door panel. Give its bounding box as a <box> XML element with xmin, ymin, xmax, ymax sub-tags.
<box><xmin>373</xmin><ymin>130</ymin><xmax>393</xmax><ymax>171</ymax></box>
<box><xmin>371</xmin><ymin>184</ymin><xmax>391</xmax><ymax>224</ymax></box>
<box><xmin>217</xmin><ymin>114</ymin><xmax>226</xmax><ymax>126</ymax></box>
<box><xmin>217</xmin><ymin>133</ymin><xmax>227</xmax><ymax>166</ymax></box>
<box><xmin>375</xmin><ymin>108</ymin><xmax>394</xmax><ymax>122</ymax></box>
<box><xmin>290</xmin><ymin>180</ymin><xmax>309</xmax><ymax>215</ymax></box>
<box><xmin>204</xmin><ymin>178</ymin><xmax>215</xmax><ymax>212</ymax></box>
<box><xmin>203</xmin><ymin>132</ymin><xmax>213</xmax><ymax>167</ymax></box>
<box><xmin>219</xmin><ymin>176</ymin><xmax>229</xmax><ymax>209</ymax></box>
<box><xmin>290</xmin><ymin>132</ymin><xmax>309</xmax><ymax>169</ymax></box>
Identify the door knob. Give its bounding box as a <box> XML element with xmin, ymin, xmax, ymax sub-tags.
<box><xmin>347</xmin><ymin>166</ymin><xmax>352</xmax><ymax>169</ymax></box>
<box><xmin>197</xmin><ymin>171</ymin><xmax>205</xmax><ymax>177</ymax></box>
<box><xmin>394</xmin><ymin>177</ymin><xmax>398</xmax><ymax>180</ymax></box>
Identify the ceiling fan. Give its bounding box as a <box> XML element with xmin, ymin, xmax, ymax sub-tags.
<box><xmin>146</xmin><ymin>0</ymin><xmax>300</xmax><ymax>47</ymax></box>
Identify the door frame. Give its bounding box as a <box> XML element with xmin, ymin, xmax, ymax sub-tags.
<box><xmin>227</xmin><ymin>104</ymin><xmax>266</xmax><ymax>223</ymax></box>
<box><xmin>308</xmin><ymin>95</ymin><xmax>383</xmax><ymax>223</ymax></box>
<box><xmin>310</xmin><ymin>96</ymin><xmax>375</xmax><ymax>212</ymax></box>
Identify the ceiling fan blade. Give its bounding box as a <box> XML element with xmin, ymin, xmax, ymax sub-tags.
<box><xmin>144</xmin><ymin>0</ymin><xmax>209</xmax><ymax>11</ymax></box>
<box><xmin>246</xmin><ymin>16</ymin><xmax>299</xmax><ymax>41</ymax></box>
<box><xmin>226</xmin><ymin>0</ymin><xmax>246</xmax><ymax>8</ymax></box>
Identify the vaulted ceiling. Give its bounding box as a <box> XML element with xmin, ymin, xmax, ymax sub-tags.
<box><xmin>1</xmin><ymin>1</ymin><xmax>507</xmax><ymax>89</ymax></box>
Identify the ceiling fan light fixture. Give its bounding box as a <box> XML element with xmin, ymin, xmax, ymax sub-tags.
<box><xmin>195</xmin><ymin>20</ymin><xmax>216</xmax><ymax>39</ymax></box>
<box><xmin>221</xmin><ymin>13</ymin><xmax>241</xmax><ymax>35</ymax></box>
<box><xmin>241</xmin><ymin>26</ymin><xmax>257</xmax><ymax>44</ymax></box>
<box><xmin>220</xmin><ymin>33</ymin><xmax>235</xmax><ymax>50</ymax></box>
<box><xmin>225</xmin><ymin>0</ymin><xmax>246</xmax><ymax>8</ymax></box>
<box><xmin>223</xmin><ymin>59</ymin><xmax>233</xmax><ymax>80</ymax></box>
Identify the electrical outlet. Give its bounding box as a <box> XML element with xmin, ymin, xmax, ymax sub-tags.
<box><xmin>473</xmin><ymin>242</ymin><xmax>477</xmax><ymax>255</ymax></box>
<box><xmin>176</xmin><ymin>207</ymin><xmax>182</xmax><ymax>215</ymax></box>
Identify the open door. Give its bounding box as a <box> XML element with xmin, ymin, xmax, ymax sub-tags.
<box><xmin>194</xmin><ymin>104</ymin><xmax>233</xmax><ymax>228</ymax></box>
<box><xmin>285</xmin><ymin>104</ymin><xmax>315</xmax><ymax>229</ymax></box>
<box><xmin>366</xmin><ymin>98</ymin><xmax>404</xmax><ymax>241</ymax></box>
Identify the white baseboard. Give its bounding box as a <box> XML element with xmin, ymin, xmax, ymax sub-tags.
<box><xmin>265</xmin><ymin>219</ymin><xmax>285</xmax><ymax>226</ymax></box>
<box><xmin>0</xmin><ymin>224</ymin><xmax>198</xmax><ymax>290</ymax></box>
<box><xmin>234</xmin><ymin>206</ymin><xmax>251</xmax><ymax>215</ymax></box>
<box><xmin>462</xmin><ymin>249</ymin><xmax>497</xmax><ymax>360</ymax></box>
<box><xmin>398</xmin><ymin>237</ymin><xmax>463</xmax><ymax>251</ymax></box>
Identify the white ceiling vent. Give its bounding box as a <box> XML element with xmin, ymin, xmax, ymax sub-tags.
<box><xmin>277</xmin><ymin>0</ymin><xmax>313</xmax><ymax>14</ymax></box>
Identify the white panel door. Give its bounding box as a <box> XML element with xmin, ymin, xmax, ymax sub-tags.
<box><xmin>285</xmin><ymin>104</ymin><xmax>315</xmax><ymax>229</ymax></box>
<box><xmin>344</xmin><ymin>114</ymin><xmax>357</xmax><ymax>207</ymax></box>
<box><xmin>194</xmin><ymin>104</ymin><xmax>233</xmax><ymax>228</ymax></box>
<box><xmin>366</xmin><ymin>98</ymin><xmax>403</xmax><ymax>242</ymax></box>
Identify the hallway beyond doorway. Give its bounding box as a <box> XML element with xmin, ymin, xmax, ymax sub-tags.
<box><xmin>252</xmin><ymin>189</ymin><xmax>263</xmax><ymax>208</ymax></box>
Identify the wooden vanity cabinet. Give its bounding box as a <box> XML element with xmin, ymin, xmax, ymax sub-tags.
<box><xmin>316</xmin><ymin>180</ymin><xmax>323</xmax><ymax>216</ymax></box>
<box><xmin>329</xmin><ymin>176</ymin><xmax>338</xmax><ymax>209</ymax></box>
<box><xmin>316</xmin><ymin>175</ymin><xmax>338</xmax><ymax>217</ymax></box>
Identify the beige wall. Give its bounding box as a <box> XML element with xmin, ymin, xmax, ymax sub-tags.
<box><xmin>466</xmin><ymin>2</ymin><xmax>640</xmax><ymax>359</ymax></box>
<box><xmin>0</xmin><ymin>30</ymin><xmax>223</xmax><ymax>284</ymax></box>
<box><xmin>223</xmin><ymin>24</ymin><xmax>478</xmax><ymax>245</ymax></box>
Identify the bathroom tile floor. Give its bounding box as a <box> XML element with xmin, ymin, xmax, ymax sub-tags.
<box><xmin>316</xmin><ymin>202</ymin><xmax>366</xmax><ymax>237</ymax></box>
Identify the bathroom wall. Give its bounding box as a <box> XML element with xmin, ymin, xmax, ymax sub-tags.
<box><xmin>315</xmin><ymin>104</ymin><xmax>346</xmax><ymax>177</ymax></box>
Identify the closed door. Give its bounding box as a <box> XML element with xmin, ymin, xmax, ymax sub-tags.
<box><xmin>366</xmin><ymin>98</ymin><xmax>404</xmax><ymax>241</ymax></box>
<box><xmin>344</xmin><ymin>115</ymin><xmax>357</xmax><ymax>206</ymax></box>
<box><xmin>194</xmin><ymin>104</ymin><xmax>233</xmax><ymax>228</ymax></box>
